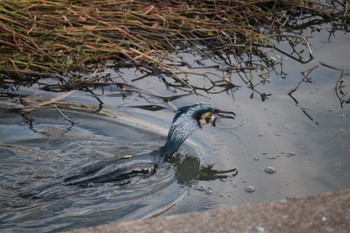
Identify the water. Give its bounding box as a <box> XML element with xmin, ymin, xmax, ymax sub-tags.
<box><xmin>167</xmin><ymin>24</ymin><xmax>350</xmax><ymax>214</ymax></box>
<box><xmin>1</xmin><ymin>23</ymin><xmax>350</xmax><ymax>232</ymax></box>
<box><xmin>0</xmin><ymin>108</ymin><xmax>197</xmax><ymax>232</ymax></box>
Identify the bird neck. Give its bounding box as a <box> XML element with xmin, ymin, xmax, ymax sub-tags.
<box><xmin>161</xmin><ymin>117</ymin><xmax>199</xmax><ymax>159</ymax></box>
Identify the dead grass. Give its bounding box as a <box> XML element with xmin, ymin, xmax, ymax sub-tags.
<box><xmin>0</xmin><ymin>0</ymin><xmax>348</xmax><ymax>94</ymax></box>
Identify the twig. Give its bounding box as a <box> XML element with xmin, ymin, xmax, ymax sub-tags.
<box><xmin>271</xmin><ymin>34</ymin><xmax>314</xmax><ymax>64</ymax></box>
<box><xmin>289</xmin><ymin>65</ymin><xmax>319</xmax><ymax>95</ymax></box>
<box><xmin>52</xmin><ymin>104</ymin><xmax>78</xmax><ymax>125</ymax></box>
<box><xmin>288</xmin><ymin>65</ymin><xmax>320</xmax><ymax>124</ymax></box>
<box><xmin>334</xmin><ymin>70</ymin><xmax>350</xmax><ymax>108</ymax></box>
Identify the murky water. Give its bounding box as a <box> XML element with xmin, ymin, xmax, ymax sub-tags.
<box><xmin>0</xmin><ymin>108</ymin><xmax>200</xmax><ymax>232</ymax></box>
<box><xmin>1</xmin><ymin>23</ymin><xmax>350</xmax><ymax>232</ymax></box>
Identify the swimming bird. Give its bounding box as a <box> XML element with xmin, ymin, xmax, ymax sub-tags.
<box><xmin>60</xmin><ymin>103</ymin><xmax>236</xmax><ymax>186</ymax></box>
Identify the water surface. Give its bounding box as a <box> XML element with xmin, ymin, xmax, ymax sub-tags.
<box><xmin>1</xmin><ymin>23</ymin><xmax>349</xmax><ymax>232</ymax></box>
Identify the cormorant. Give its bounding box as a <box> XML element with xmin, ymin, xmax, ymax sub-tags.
<box><xmin>58</xmin><ymin>103</ymin><xmax>236</xmax><ymax>186</ymax></box>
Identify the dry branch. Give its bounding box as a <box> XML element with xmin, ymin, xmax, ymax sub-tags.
<box><xmin>0</xmin><ymin>0</ymin><xmax>348</xmax><ymax>95</ymax></box>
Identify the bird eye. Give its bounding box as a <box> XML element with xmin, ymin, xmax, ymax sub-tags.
<box><xmin>199</xmin><ymin>112</ymin><xmax>213</xmax><ymax>127</ymax></box>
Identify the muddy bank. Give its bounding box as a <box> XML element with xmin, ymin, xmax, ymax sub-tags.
<box><xmin>66</xmin><ymin>188</ymin><xmax>350</xmax><ymax>233</ymax></box>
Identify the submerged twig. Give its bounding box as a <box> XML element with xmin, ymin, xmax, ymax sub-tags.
<box><xmin>289</xmin><ymin>65</ymin><xmax>319</xmax><ymax>96</ymax></box>
<box><xmin>20</xmin><ymin>90</ymin><xmax>76</xmax><ymax>111</ymax></box>
<box><xmin>334</xmin><ymin>70</ymin><xmax>350</xmax><ymax>108</ymax></box>
<box><xmin>288</xmin><ymin>65</ymin><xmax>320</xmax><ymax>124</ymax></box>
<box><xmin>53</xmin><ymin>104</ymin><xmax>78</xmax><ymax>125</ymax></box>
<box><xmin>272</xmin><ymin>34</ymin><xmax>314</xmax><ymax>64</ymax></box>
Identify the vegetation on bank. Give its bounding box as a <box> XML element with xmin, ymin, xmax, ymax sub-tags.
<box><xmin>0</xmin><ymin>0</ymin><xmax>348</xmax><ymax>95</ymax></box>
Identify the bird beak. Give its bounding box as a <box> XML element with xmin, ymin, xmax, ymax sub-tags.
<box><xmin>210</xmin><ymin>109</ymin><xmax>236</xmax><ymax>127</ymax></box>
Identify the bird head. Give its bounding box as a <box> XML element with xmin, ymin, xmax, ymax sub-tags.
<box><xmin>162</xmin><ymin>103</ymin><xmax>235</xmax><ymax>159</ymax></box>
<box><xmin>173</xmin><ymin>103</ymin><xmax>236</xmax><ymax>129</ymax></box>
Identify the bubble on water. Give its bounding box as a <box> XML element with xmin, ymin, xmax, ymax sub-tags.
<box><xmin>195</xmin><ymin>185</ymin><xmax>205</xmax><ymax>192</ymax></box>
<box><xmin>264</xmin><ymin>167</ymin><xmax>276</xmax><ymax>174</ymax></box>
<box><xmin>287</xmin><ymin>152</ymin><xmax>296</xmax><ymax>157</ymax></box>
<box><xmin>274</xmin><ymin>132</ymin><xmax>281</xmax><ymax>136</ymax></box>
<box><xmin>245</xmin><ymin>186</ymin><xmax>256</xmax><ymax>193</ymax></box>
<box><xmin>205</xmin><ymin>187</ymin><xmax>213</xmax><ymax>195</ymax></box>
<box><xmin>267</xmin><ymin>155</ymin><xmax>278</xmax><ymax>160</ymax></box>
<box><xmin>220</xmin><ymin>178</ymin><xmax>228</xmax><ymax>182</ymax></box>
<box><xmin>253</xmin><ymin>157</ymin><xmax>260</xmax><ymax>161</ymax></box>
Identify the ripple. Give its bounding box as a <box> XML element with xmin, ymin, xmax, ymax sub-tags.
<box><xmin>278</xmin><ymin>121</ymin><xmax>311</xmax><ymax>136</ymax></box>
<box><xmin>0</xmin><ymin>108</ymin><xmax>196</xmax><ymax>232</ymax></box>
<box><xmin>214</xmin><ymin>113</ymin><xmax>248</xmax><ymax>129</ymax></box>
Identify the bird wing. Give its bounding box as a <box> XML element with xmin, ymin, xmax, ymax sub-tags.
<box><xmin>63</xmin><ymin>156</ymin><xmax>157</xmax><ymax>185</ymax></box>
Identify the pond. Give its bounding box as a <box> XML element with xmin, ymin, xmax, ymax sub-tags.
<box><xmin>0</xmin><ymin>24</ymin><xmax>349</xmax><ymax>232</ymax></box>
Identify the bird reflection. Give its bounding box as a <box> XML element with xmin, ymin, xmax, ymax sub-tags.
<box><xmin>170</xmin><ymin>155</ymin><xmax>238</xmax><ymax>185</ymax></box>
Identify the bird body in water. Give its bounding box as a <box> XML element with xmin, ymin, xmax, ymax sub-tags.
<box><xmin>30</xmin><ymin>103</ymin><xmax>236</xmax><ymax>189</ymax></box>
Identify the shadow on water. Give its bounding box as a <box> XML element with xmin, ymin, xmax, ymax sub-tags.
<box><xmin>0</xmin><ymin>108</ymin><xmax>235</xmax><ymax>232</ymax></box>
